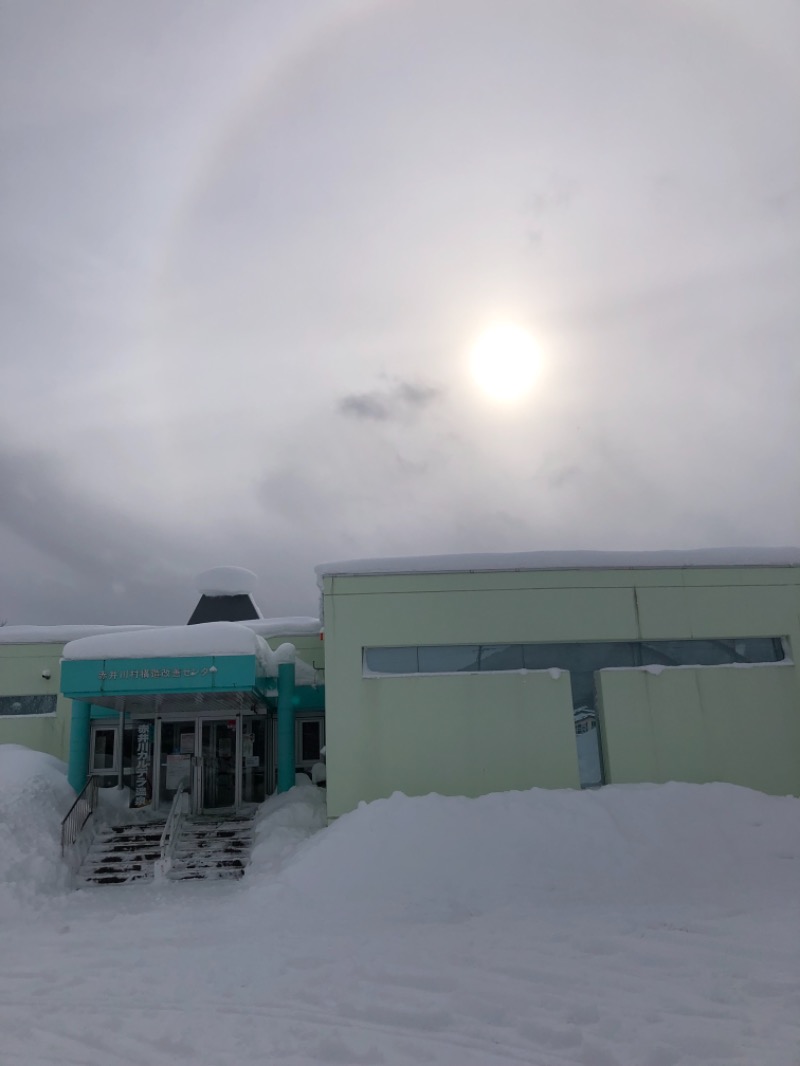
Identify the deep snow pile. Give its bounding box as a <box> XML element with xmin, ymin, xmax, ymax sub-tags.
<box><xmin>0</xmin><ymin>745</ymin><xmax>73</xmax><ymax>906</ymax></box>
<box><xmin>2</xmin><ymin>759</ymin><xmax>800</xmax><ymax>1065</ymax></box>
<box><xmin>262</xmin><ymin>781</ymin><xmax>800</xmax><ymax>918</ymax></box>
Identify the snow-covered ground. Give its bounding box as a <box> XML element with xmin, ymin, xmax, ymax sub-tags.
<box><xmin>1</xmin><ymin>745</ymin><xmax>799</xmax><ymax>1066</ymax></box>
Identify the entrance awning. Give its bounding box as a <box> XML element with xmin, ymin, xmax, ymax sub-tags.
<box><xmin>60</xmin><ymin>622</ymin><xmax>282</xmax><ymax>714</ymax></box>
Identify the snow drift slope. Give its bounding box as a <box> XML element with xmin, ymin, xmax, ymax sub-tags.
<box><xmin>0</xmin><ymin>744</ymin><xmax>73</xmax><ymax>907</ymax></box>
<box><xmin>1</xmin><ymin>755</ymin><xmax>799</xmax><ymax>1066</ymax></box>
<box><xmin>269</xmin><ymin>782</ymin><xmax>800</xmax><ymax>917</ymax></box>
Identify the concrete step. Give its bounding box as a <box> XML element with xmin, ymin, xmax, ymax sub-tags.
<box><xmin>76</xmin><ymin>810</ymin><xmax>256</xmax><ymax>886</ymax></box>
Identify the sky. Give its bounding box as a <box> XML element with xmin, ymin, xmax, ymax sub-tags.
<box><xmin>1</xmin><ymin>0</ymin><xmax>798</xmax><ymax>625</ymax></box>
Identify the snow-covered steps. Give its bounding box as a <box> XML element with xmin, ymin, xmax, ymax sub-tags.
<box><xmin>167</xmin><ymin>811</ymin><xmax>255</xmax><ymax>882</ymax></box>
<box><xmin>78</xmin><ymin>822</ymin><xmax>165</xmax><ymax>886</ymax></box>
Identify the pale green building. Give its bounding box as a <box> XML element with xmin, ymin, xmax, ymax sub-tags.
<box><xmin>316</xmin><ymin>548</ymin><xmax>800</xmax><ymax>818</ymax></box>
<box><xmin>1</xmin><ymin>550</ymin><xmax>799</xmax><ymax>817</ymax></box>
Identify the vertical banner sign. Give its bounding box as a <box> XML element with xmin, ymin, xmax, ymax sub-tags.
<box><xmin>131</xmin><ymin>722</ymin><xmax>153</xmax><ymax>808</ymax></box>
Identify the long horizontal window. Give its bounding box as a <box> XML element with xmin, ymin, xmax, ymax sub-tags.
<box><xmin>363</xmin><ymin>638</ymin><xmax>786</xmax><ymax>676</ymax></box>
<box><xmin>0</xmin><ymin>694</ymin><xmax>57</xmax><ymax>716</ymax></box>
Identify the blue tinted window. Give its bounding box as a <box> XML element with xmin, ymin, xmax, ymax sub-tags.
<box><xmin>480</xmin><ymin>644</ymin><xmax>524</xmax><ymax>671</ymax></box>
<box><xmin>364</xmin><ymin>637</ymin><xmax>784</xmax><ymax>676</ymax></box>
<box><xmin>363</xmin><ymin>647</ymin><xmax>419</xmax><ymax>674</ymax></box>
<box><xmin>418</xmin><ymin>645</ymin><xmax>480</xmax><ymax>673</ymax></box>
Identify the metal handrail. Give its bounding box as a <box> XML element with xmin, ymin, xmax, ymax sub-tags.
<box><xmin>156</xmin><ymin>782</ymin><xmax>186</xmax><ymax>878</ymax></box>
<box><xmin>60</xmin><ymin>776</ymin><xmax>99</xmax><ymax>856</ymax></box>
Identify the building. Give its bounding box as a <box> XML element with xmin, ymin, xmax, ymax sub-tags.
<box><xmin>1</xmin><ymin>551</ymin><xmax>799</xmax><ymax>819</ymax></box>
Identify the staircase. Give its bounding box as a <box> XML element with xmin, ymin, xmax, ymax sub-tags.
<box><xmin>79</xmin><ymin>822</ymin><xmax>165</xmax><ymax>885</ymax></box>
<box><xmin>76</xmin><ymin>810</ymin><xmax>255</xmax><ymax>886</ymax></box>
<box><xmin>167</xmin><ymin>811</ymin><xmax>255</xmax><ymax>881</ymax></box>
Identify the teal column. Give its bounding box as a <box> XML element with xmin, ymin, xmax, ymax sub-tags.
<box><xmin>68</xmin><ymin>700</ymin><xmax>91</xmax><ymax>793</ymax></box>
<box><xmin>277</xmin><ymin>661</ymin><xmax>296</xmax><ymax>793</ymax></box>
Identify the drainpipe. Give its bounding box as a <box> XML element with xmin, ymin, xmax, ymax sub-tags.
<box><xmin>276</xmin><ymin>651</ymin><xmax>296</xmax><ymax>794</ymax></box>
<box><xmin>68</xmin><ymin>700</ymin><xmax>91</xmax><ymax>793</ymax></box>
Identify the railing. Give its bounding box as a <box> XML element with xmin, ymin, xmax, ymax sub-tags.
<box><xmin>61</xmin><ymin>776</ymin><xmax>99</xmax><ymax>857</ymax></box>
<box><xmin>155</xmin><ymin>782</ymin><xmax>186</xmax><ymax>879</ymax></box>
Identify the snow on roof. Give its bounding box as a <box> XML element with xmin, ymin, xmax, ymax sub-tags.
<box><xmin>62</xmin><ymin>622</ymin><xmax>277</xmax><ymax>675</ymax></box>
<box><xmin>0</xmin><ymin>624</ymin><xmax>155</xmax><ymax>647</ymax></box>
<box><xmin>195</xmin><ymin>567</ymin><xmax>258</xmax><ymax>596</ymax></box>
<box><xmin>0</xmin><ymin>617</ymin><xmax>322</xmax><ymax>649</ymax></box>
<box><xmin>316</xmin><ymin>547</ymin><xmax>800</xmax><ymax>582</ymax></box>
<box><xmin>243</xmin><ymin>617</ymin><xmax>321</xmax><ymax>639</ymax></box>
<box><xmin>61</xmin><ymin>622</ymin><xmax>321</xmax><ymax>684</ymax></box>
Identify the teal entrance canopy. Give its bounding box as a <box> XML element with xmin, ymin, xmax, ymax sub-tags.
<box><xmin>60</xmin><ymin>653</ymin><xmax>273</xmax><ymax>714</ymax></box>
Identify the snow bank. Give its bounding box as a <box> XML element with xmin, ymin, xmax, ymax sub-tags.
<box><xmin>316</xmin><ymin>545</ymin><xmax>800</xmax><ymax>582</ymax></box>
<box><xmin>271</xmin><ymin>783</ymin><xmax>800</xmax><ymax>920</ymax></box>
<box><xmin>248</xmin><ymin>781</ymin><xmax>328</xmax><ymax>877</ymax></box>
<box><xmin>0</xmin><ymin>745</ymin><xmax>73</xmax><ymax>907</ymax></box>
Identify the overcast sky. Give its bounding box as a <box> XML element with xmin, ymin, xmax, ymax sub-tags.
<box><xmin>1</xmin><ymin>0</ymin><xmax>798</xmax><ymax>625</ymax></box>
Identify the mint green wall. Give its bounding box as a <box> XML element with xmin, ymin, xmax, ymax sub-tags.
<box><xmin>598</xmin><ymin>664</ymin><xmax>800</xmax><ymax>795</ymax></box>
<box><xmin>325</xmin><ymin>670</ymin><xmax>578</xmax><ymax>816</ymax></box>
<box><xmin>322</xmin><ymin>565</ymin><xmax>800</xmax><ymax>815</ymax></box>
<box><xmin>0</xmin><ymin>643</ymin><xmax>70</xmax><ymax>760</ymax></box>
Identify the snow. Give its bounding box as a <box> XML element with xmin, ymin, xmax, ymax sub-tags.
<box><xmin>195</xmin><ymin>566</ymin><xmax>258</xmax><ymax>596</ymax></box>
<box><xmin>0</xmin><ymin>618</ymin><xmax>322</xmax><ymax>648</ymax></box>
<box><xmin>243</xmin><ymin>616</ymin><xmax>322</xmax><ymax>639</ymax></box>
<box><xmin>62</xmin><ymin>621</ymin><xmax>279</xmax><ymax>674</ymax></box>
<box><xmin>2</xmin><ymin>750</ymin><xmax>799</xmax><ymax>1066</ymax></box>
<box><xmin>316</xmin><ymin>545</ymin><xmax>800</xmax><ymax>582</ymax></box>
<box><xmin>0</xmin><ymin>624</ymin><xmax>154</xmax><ymax>646</ymax></box>
<box><xmin>62</xmin><ymin>624</ymin><xmax>320</xmax><ymax>685</ymax></box>
<box><xmin>0</xmin><ymin>745</ymin><xmax>73</xmax><ymax>909</ymax></box>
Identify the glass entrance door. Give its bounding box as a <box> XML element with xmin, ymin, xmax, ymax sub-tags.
<box><xmin>158</xmin><ymin>720</ymin><xmax>196</xmax><ymax>809</ymax></box>
<box><xmin>157</xmin><ymin>717</ymin><xmax>241</xmax><ymax>813</ymax></box>
<box><xmin>200</xmin><ymin>719</ymin><xmax>238</xmax><ymax>810</ymax></box>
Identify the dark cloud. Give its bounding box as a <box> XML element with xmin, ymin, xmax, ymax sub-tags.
<box><xmin>338</xmin><ymin>393</ymin><xmax>390</xmax><ymax>421</ymax></box>
<box><xmin>338</xmin><ymin>381</ymin><xmax>442</xmax><ymax>423</ymax></box>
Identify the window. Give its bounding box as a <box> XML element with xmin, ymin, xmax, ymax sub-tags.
<box><xmin>480</xmin><ymin>644</ymin><xmax>524</xmax><ymax>671</ymax></box>
<box><xmin>0</xmin><ymin>694</ymin><xmax>57</xmax><ymax>716</ymax></box>
<box><xmin>363</xmin><ymin>638</ymin><xmax>785</xmax><ymax>676</ymax></box>
<box><xmin>418</xmin><ymin>645</ymin><xmax>480</xmax><ymax>673</ymax></box>
<box><xmin>364</xmin><ymin>646</ymin><xmax>419</xmax><ymax>674</ymax></box>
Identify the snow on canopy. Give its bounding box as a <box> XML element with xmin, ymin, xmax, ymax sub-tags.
<box><xmin>195</xmin><ymin>566</ymin><xmax>258</xmax><ymax>596</ymax></box>
<box><xmin>316</xmin><ymin>546</ymin><xmax>800</xmax><ymax>582</ymax></box>
<box><xmin>245</xmin><ymin>617</ymin><xmax>321</xmax><ymax>639</ymax></box>
<box><xmin>62</xmin><ymin>621</ymin><xmax>279</xmax><ymax>674</ymax></box>
<box><xmin>61</xmin><ymin>622</ymin><xmax>320</xmax><ymax>683</ymax></box>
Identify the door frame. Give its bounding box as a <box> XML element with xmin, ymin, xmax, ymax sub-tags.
<box><xmin>153</xmin><ymin>712</ymin><xmax>242</xmax><ymax>814</ymax></box>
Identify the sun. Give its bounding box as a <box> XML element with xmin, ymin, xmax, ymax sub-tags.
<box><xmin>468</xmin><ymin>322</ymin><xmax>542</xmax><ymax>402</ymax></box>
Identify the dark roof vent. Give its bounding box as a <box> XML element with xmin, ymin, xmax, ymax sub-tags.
<box><xmin>188</xmin><ymin>568</ymin><xmax>262</xmax><ymax>625</ymax></box>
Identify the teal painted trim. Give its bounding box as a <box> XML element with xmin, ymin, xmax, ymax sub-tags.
<box><xmin>89</xmin><ymin>704</ymin><xmax>118</xmax><ymax>719</ymax></box>
<box><xmin>293</xmin><ymin>685</ymin><xmax>325</xmax><ymax>712</ymax></box>
<box><xmin>68</xmin><ymin>701</ymin><xmax>91</xmax><ymax>793</ymax></box>
<box><xmin>277</xmin><ymin>661</ymin><xmax>296</xmax><ymax>793</ymax></box>
<box><xmin>61</xmin><ymin>654</ymin><xmax>258</xmax><ymax>699</ymax></box>
<box><xmin>260</xmin><ymin>682</ymin><xmax>325</xmax><ymax>713</ymax></box>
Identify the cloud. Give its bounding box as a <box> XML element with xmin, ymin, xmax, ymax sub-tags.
<box><xmin>338</xmin><ymin>380</ymin><xmax>442</xmax><ymax>423</ymax></box>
